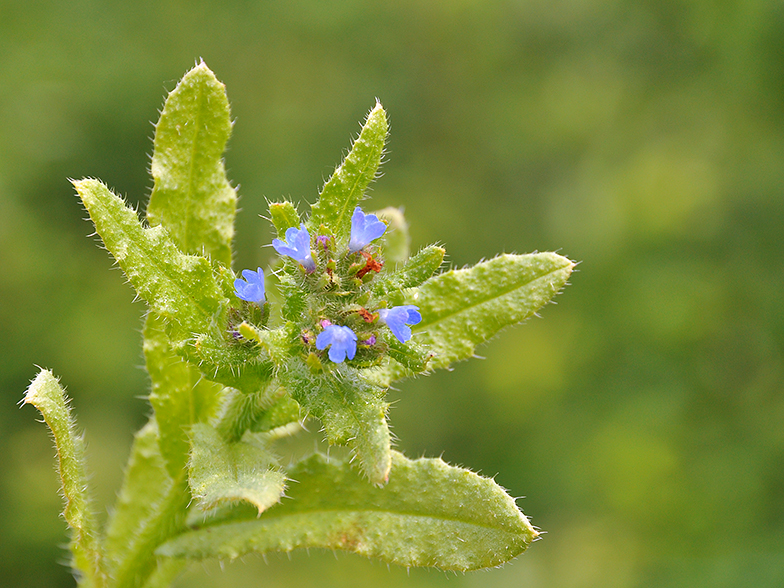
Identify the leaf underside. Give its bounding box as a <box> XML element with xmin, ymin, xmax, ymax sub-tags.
<box><xmin>22</xmin><ymin>370</ymin><xmax>105</xmax><ymax>586</ymax></box>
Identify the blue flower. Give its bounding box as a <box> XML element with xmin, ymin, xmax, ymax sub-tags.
<box><xmin>316</xmin><ymin>325</ymin><xmax>358</xmax><ymax>363</ymax></box>
<box><xmin>234</xmin><ymin>267</ymin><xmax>266</xmax><ymax>303</ymax></box>
<box><xmin>378</xmin><ymin>305</ymin><xmax>422</xmax><ymax>343</ymax></box>
<box><xmin>348</xmin><ymin>207</ymin><xmax>387</xmax><ymax>253</ymax></box>
<box><xmin>272</xmin><ymin>224</ymin><xmax>316</xmax><ymax>272</ymax></box>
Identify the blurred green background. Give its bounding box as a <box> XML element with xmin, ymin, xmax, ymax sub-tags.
<box><xmin>2</xmin><ymin>1</ymin><xmax>783</xmax><ymax>586</ymax></box>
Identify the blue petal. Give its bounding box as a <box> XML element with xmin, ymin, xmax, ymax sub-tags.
<box><xmin>349</xmin><ymin>207</ymin><xmax>387</xmax><ymax>252</ymax></box>
<box><xmin>316</xmin><ymin>325</ymin><xmax>357</xmax><ymax>363</ymax></box>
<box><xmin>379</xmin><ymin>305</ymin><xmax>421</xmax><ymax>343</ymax></box>
<box><xmin>234</xmin><ymin>267</ymin><xmax>265</xmax><ymax>303</ymax></box>
<box><xmin>403</xmin><ymin>306</ymin><xmax>422</xmax><ymax>325</ymax></box>
<box><xmin>272</xmin><ymin>224</ymin><xmax>315</xmax><ymax>271</ymax></box>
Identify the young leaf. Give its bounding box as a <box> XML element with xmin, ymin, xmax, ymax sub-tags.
<box><xmin>157</xmin><ymin>451</ymin><xmax>538</xmax><ymax>571</ymax></box>
<box><xmin>22</xmin><ymin>370</ymin><xmax>106</xmax><ymax>588</ymax></box>
<box><xmin>269</xmin><ymin>201</ymin><xmax>302</xmax><ymax>238</ymax></box>
<box><xmin>215</xmin><ymin>387</ymin><xmax>302</xmax><ymax>443</ymax></box>
<box><xmin>147</xmin><ymin>61</ymin><xmax>236</xmax><ymax>266</ymax></box>
<box><xmin>144</xmin><ymin>313</ymin><xmax>224</xmax><ymax>477</ymax></box>
<box><xmin>189</xmin><ymin>424</ymin><xmax>286</xmax><ymax>514</ymax></box>
<box><xmin>308</xmin><ymin>102</ymin><xmax>388</xmax><ymax>242</ymax></box>
<box><xmin>280</xmin><ymin>361</ymin><xmax>391</xmax><ymax>485</ymax></box>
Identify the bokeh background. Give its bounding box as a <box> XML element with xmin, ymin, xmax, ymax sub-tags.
<box><xmin>2</xmin><ymin>1</ymin><xmax>783</xmax><ymax>587</ymax></box>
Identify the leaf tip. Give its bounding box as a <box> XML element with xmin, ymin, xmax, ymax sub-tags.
<box><xmin>21</xmin><ymin>367</ymin><xmax>55</xmax><ymax>407</ymax></box>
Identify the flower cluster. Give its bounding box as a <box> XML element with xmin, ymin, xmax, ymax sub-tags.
<box><xmin>234</xmin><ymin>207</ymin><xmax>423</xmax><ymax>364</ymax></box>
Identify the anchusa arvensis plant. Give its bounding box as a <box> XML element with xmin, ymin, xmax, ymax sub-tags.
<box><xmin>22</xmin><ymin>62</ymin><xmax>574</xmax><ymax>588</ymax></box>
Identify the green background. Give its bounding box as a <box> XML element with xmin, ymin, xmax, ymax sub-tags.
<box><xmin>2</xmin><ymin>1</ymin><xmax>783</xmax><ymax>586</ymax></box>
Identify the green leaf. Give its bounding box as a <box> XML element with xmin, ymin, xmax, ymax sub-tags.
<box><xmin>413</xmin><ymin>253</ymin><xmax>574</xmax><ymax>369</ymax></box>
<box><xmin>373</xmin><ymin>244</ymin><xmax>445</xmax><ymax>305</ymax></box>
<box><xmin>74</xmin><ymin>179</ymin><xmax>273</xmax><ymax>392</ymax></box>
<box><xmin>371</xmin><ymin>252</ymin><xmax>573</xmax><ymax>385</ymax></box>
<box><xmin>104</xmin><ymin>421</ymin><xmax>172</xmax><ymax>570</ymax></box>
<box><xmin>308</xmin><ymin>102</ymin><xmax>388</xmax><ymax>242</ymax></box>
<box><xmin>74</xmin><ymin>178</ymin><xmax>225</xmax><ymax>334</ymax></box>
<box><xmin>281</xmin><ymin>361</ymin><xmax>391</xmax><ymax>485</ymax></box>
<box><xmin>144</xmin><ymin>313</ymin><xmax>224</xmax><ymax>477</ymax></box>
<box><xmin>215</xmin><ymin>386</ymin><xmax>302</xmax><ymax>443</ymax></box>
<box><xmin>269</xmin><ymin>201</ymin><xmax>302</xmax><ymax>238</ymax></box>
<box><xmin>384</xmin><ymin>335</ymin><xmax>431</xmax><ymax>373</ymax></box>
<box><xmin>157</xmin><ymin>451</ymin><xmax>538</xmax><ymax>571</ymax></box>
<box><xmin>147</xmin><ymin>61</ymin><xmax>236</xmax><ymax>266</ymax></box>
<box><xmin>189</xmin><ymin>424</ymin><xmax>286</xmax><ymax>514</ymax></box>
<box><xmin>22</xmin><ymin>370</ymin><xmax>106</xmax><ymax>587</ymax></box>
<box><xmin>373</xmin><ymin>206</ymin><xmax>409</xmax><ymax>265</ymax></box>
<box><xmin>104</xmin><ymin>420</ymin><xmax>191</xmax><ymax>588</ymax></box>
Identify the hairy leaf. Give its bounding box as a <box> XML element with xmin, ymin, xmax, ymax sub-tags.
<box><xmin>215</xmin><ymin>386</ymin><xmax>302</xmax><ymax>443</ymax></box>
<box><xmin>373</xmin><ymin>244</ymin><xmax>445</xmax><ymax>305</ymax></box>
<box><xmin>157</xmin><ymin>451</ymin><xmax>538</xmax><ymax>571</ymax></box>
<box><xmin>147</xmin><ymin>61</ymin><xmax>236</xmax><ymax>266</ymax></box>
<box><xmin>75</xmin><ymin>179</ymin><xmax>274</xmax><ymax>391</ymax></box>
<box><xmin>104</xmin><ymin>421</ymin><xmax>172</xmax><ymax>570</ymax></box>
<box><xmin>144</xmin><ymin>313</ymin><xmax>224</xmax><ymax>477</ymax></box>
<box><xmin>308</xmin><ymin>102</ymin><xmax>387</xmax><ymax>243</ymax></box>
<box><xmin>74</xmin><ymin>179</ymin><xmax>225</xmax><ymax>333</ymax></box>
<box><xmin>22</xmin><ymin>370</ymin><xmax>106</xmax><ymax>587</ymax></box>
<box><xmin>413</xmin><ymin>252</ymin><xmax>574</xmax><ymax>368</ymax></box>
<box><xmin>371</xmin><ymin>252</ymin><xmax>573</xmax><ymax>385</ymax></box>
<box><xmin>189</xmin><ymin>424</ymin><xmax>286</xmax><ymax>513</ymax></box>
<box><xmin>269</xmin><ymin>201</ymin><xmax>301</xmax><ymax>238</ymax></box>
<box><xmin>281</xmin><ymin>361</ymin><xmax>391</xmax><ymax>485</ymax></box>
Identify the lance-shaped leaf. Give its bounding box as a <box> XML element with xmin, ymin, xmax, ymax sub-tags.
<box><xmin>22</xmin><ymin>370</ymin><xmax>106</xmax><ymax>587</ymax></box>
<box><xmin>157</xmin><ymin>451</ymin><xmax>538</xmax><ymax>571</ymax></box>
<box><xmin>74</xmin><ymin>178</ymin><xmax>225</xmax><ymax>333</ymax></box>
<box><xmin>147</xmin><ymin>61</ymin><xmax>236</xmax><ymax>266</ymax></box>
<box><xmin>144</xmin><ymin>313</ymin><xmax>224</xmax><ymax>477</ymax></box>
<box><xmin>281</xmin><ymin>361</ymin><xmax>391</xmax><ymax>485</ymax></box>
<box><xmin>370</xmin><ymin>252</ymin><xmax>573</xmax><ymax>385</ymax></box>
<box><xmin>75</xmin><ymin>179</ymin><xmax>273</xmax><ymax>392</ymax></box>
<box><xmin>189</xmin><ymin>424</ymin><xmax>286</xmax><ymax>514</ymax></box>
<box><xmin>308</xmin><ymin>102</ymin><xmax>387</xmax><ymax>242</ymax></box>
<box><xmin>104</xmin><ymin>421</ymin><xmax>172</xmax><ymax>569</ymax></box>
